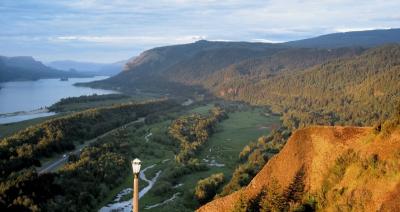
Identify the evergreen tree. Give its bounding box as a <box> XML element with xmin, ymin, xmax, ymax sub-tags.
<box><xmin>233</xmin><ymin>193</ymin><xmax>249</xmax><ymax>212</ymax></box>
<box><xmin>284</xmin><ymin>167</ymin><xmax>305</xmax><ymax>205</ymax></box>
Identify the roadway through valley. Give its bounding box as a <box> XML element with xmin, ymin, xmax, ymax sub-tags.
<box><xmin>37</xmin><ymin>117</ymin><xmax>145</xmax><ymax>174</ymax></box>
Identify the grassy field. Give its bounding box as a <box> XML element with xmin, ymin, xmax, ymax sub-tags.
<box><xmin>188</xmin><ymin>103</ymin><xmax>214</xmax><ymax>115</ymax></box>
<box><xmin>175</xmin><ymin>109</ymin><xmax>280</xmax><ymax>204</ymax></box>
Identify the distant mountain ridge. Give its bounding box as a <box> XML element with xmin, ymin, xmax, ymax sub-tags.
<box><xmin>98</xmin><ymin>28</ymin><xmax>400</xmax><ymax>88</ymax></box>
<box><xmin>47</xmin><ymin>60</ymin><xmax>105</xmax><ymax>72</ymax></box>
<box><xmin>47</xmin><ymin>59</ymin><xmax>127</xmax><ymax>76</ymax></box>
<box><xmin>0</xmin><ymin>56</ymin><xmax>88</xmax><ymax>82</ymax></box>
<box><xmin>286</xmin><ymin>28</ymin><xmax>400</xmax><ymax>48</ymax></box>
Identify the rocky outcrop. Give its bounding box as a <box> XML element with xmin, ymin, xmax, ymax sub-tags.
<box><xmin>198</xmin><ymin>126</ymin><xmax>400</xmax><ymax>211</ymax></box>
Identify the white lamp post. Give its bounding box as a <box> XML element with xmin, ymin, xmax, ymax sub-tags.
<box><xmin>132</xmin><ymin>158</ymin><xmax>141</xmax><ymax>212</ymax></box>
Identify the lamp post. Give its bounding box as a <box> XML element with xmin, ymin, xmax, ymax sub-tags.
<box><xmin>132</xmin><ymin>158</ymin><xmax>141</xmax><ymax>212</ymax></box>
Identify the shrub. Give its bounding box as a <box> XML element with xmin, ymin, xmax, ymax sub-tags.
<box><xmin>152</xmin><ymin>181</ymin><xmax>172</xmax><ymax>196</ymax></box>
<box><xmin>194</xmin><ymin>173</ymin><xmax>225</xmax><ymax>204</ymax></box>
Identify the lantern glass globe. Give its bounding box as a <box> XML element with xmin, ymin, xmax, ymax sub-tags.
<box><xmin>132</xmin><ymin>158</ymin><xmax>141</xmax><ymax>174</ymax></box>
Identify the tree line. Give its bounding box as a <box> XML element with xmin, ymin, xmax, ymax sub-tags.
<box><xmin>218</xmin><ymin>129</ymin><xmax>289</xmax><ymax>198</ymax></box>
<box><xmin>48</xmin><ymin>93</ymin><xmax>129</xmax><ymax>112</ymax></box>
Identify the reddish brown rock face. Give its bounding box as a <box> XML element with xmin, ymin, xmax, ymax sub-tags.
<box><xmin>198</xmin><ymin>126</ymin><xmax>400</xmax><ymax>212</ymax></box>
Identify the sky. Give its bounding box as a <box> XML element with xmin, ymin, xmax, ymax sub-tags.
<box><xmin>1</xmin><ymin>0</ymin><xmax>399</xmax><ymax>63</ymax></box>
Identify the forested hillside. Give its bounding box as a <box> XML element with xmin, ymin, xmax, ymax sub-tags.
<box><xmin>0</xmin><ymin>99</ymin><xmax>176</xmax><ymax>178</ymax></box>
<box><xmin>84</xmin><ymin>40</ymin><xmax>288</xmax><ymax>94</ymax></box>
<box><xmin>0</xmin><ymin>99</ymin><xmax>179</xmax><ymax>211</ymax></box>
<box><xmin>208</xmin><ymin>45</ymin><xmax>400</xmax><ymax>129</ymax></box>
<box><xmin>86</xmin><ymin>36</ymin><xmax>400</xmax><ymax>129</ymax></box>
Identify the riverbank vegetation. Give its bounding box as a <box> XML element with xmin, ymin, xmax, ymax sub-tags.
<box><xmin>195</xmin><ymin>173</ymin><xmax>225</xmax><ymax>204</ymax></box>
<box><xmin>48</xmin><ymin>93</ymin><xmax>130</xmax><ymax>112</ymax></box>
<box><xmin>169</xmin><ymin>106</ymin><xmax>227</xmax><ymax>164</ymax></box>
<box><xmin>0</xmin><ymin>93</ymin><xmax>149</xmax><ymax>139</ymax></box>
<box><xmin>219</xmin><ymin>129</ymin><xmax>289</xmax><ymax>197</ymax></box>
<box><xmin>138</xmin><ymin>104</ymin><xmax>281</xmax><ymax>211</ymax></box>
<box><xmin>0</xmin><ymin>115</ymin><xmax>64</xmax><ymax>139</ymax></box>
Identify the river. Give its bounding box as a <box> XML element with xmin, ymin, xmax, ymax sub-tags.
<box><xmin>99</xmin><ymin>164</ymin><xmax>162</xmax><ymax>212</ymax></box>
<box><xmin>0</xmin><ymin>76</ymin><xmax>116</xmax><ymax>124</ymax></box>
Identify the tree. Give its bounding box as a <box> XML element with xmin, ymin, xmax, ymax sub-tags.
<box><xmin>233</xmin><ymin>193</ymin><xmax>249</xmax><ymax>212</ymax></box>
<box><xmin>284</xmin><ymin>167</ymin><xmax>306</xmax><ymax>207</ymax></box>
<box><xmin>194</xmin><ymin>173</ymin><xmax>225</xmax><ymax>204</ymax></box>
<box><xmin>259</xmin><ymin>181</ymin><xmax>287</xmax><ymax>212</ymax></box>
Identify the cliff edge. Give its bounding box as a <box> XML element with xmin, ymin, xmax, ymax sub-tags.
<box><xmin>198</xmin><ymin>125</ymin><xmax>400</xmax><ymax>211</ymax></box>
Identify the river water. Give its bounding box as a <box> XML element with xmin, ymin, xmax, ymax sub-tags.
<box><xmin>0</xmin><ymin>76</ymin><xmax>116</xmax><ymax>124</ymax></box>
<box><xmin>99</xmin><ymin>164</ymin><xmax>162</xmax><ymax>212</ymax></box>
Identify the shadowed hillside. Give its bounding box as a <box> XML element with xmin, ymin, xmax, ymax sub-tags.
<box><xmin>209</xmin><ymin>45</ymin><xmax>400</xmax><ymax>128</ymax></box>
<box><xmin>84</xmin><ymin>40</ymin><xmax>288</xmax><ymax>94</ymax></box>
<box><xmin>85</xmin><ymin>42</ymin><xmax>400</xmax><ymax>130</ymax></box>
<box><xmin>0</xmin><ymin>56</ymin><xmax>87</xmax><ymax>82</ymax></box>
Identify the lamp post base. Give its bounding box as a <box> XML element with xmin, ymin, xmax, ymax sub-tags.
<box><xmin>133</xmin><ymin>174</ymin><xmax>139</xmax><ymax>212</ymax></box>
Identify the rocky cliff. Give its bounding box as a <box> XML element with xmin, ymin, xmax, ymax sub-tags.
<box><xmin>198</xmin><ymin>125</ymin><xmax>400</xmax><ymax>211</ymax></box>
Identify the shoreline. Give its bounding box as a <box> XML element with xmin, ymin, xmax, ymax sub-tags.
<box><xmin>0</xmin><ymin>107</ymin><xmax>51</xmax><ymax>118</ymax></box>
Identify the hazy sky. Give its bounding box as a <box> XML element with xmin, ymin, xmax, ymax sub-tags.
<box><xmin>1</xmin><ymin>0</ymin><xmax>399</xmax><ymax>63</ymax></box>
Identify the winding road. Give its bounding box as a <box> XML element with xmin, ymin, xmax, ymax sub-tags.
<box><xmin>37</xmin><ymin>117</ymin><xmax>145</xmax><ymax>174</ymax></box>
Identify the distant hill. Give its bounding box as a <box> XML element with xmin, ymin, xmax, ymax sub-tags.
<box><xmin>0</xmin><ymin>56</ymin><xmax>88</xmax><ymax>82</ymax></box>
<box><xmin>120</xmin><ymin>40</ymin><xmax>284</xmax><ymax>76</ymax></box>
<box><xmin>286</xmin><ymin>28</ymin><xmax>400</xmax><ymax>48</ymax></box>
<box><xmin>47</xmin><ymin>60</ymin><xmax>105</xmax><ymax>72</ymax></box>
<box><xmin>86</xmin><ymin>40</ymin><xmax>288</xmax><ymax>93</ymax></box>
<box><xmin>47</xmin><ymin>59</ymin><xmax>128</xmax><ymax>76</ymax></box>
<box><xmin>198</xmin><ymin>112</ymin><xmax>400</xmax><ymax>211</ymax></box>
<box><xmin>85</xmin><ymin>29</ymin><xmax>400</xmax><ymax>129</ymax></box>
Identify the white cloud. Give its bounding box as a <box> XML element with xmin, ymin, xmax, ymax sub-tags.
<box><xmin>334</xmin><ymin>27</ymin><xmax>392</xmax><ymax>33</ymax></box>
<box><xmin>1</xmin><ymin>0</ymin><xmax>400</xmax><ymax>62</ymax></box>
<box><xmin>53</xmin><ymin>35</ymin><xmax>206</xmax><ymax>45</ymax></box>
<box><xmin>251</xmin><ymin>38</ymin><xmax>283</xmax><ymax>43</ymax></box>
